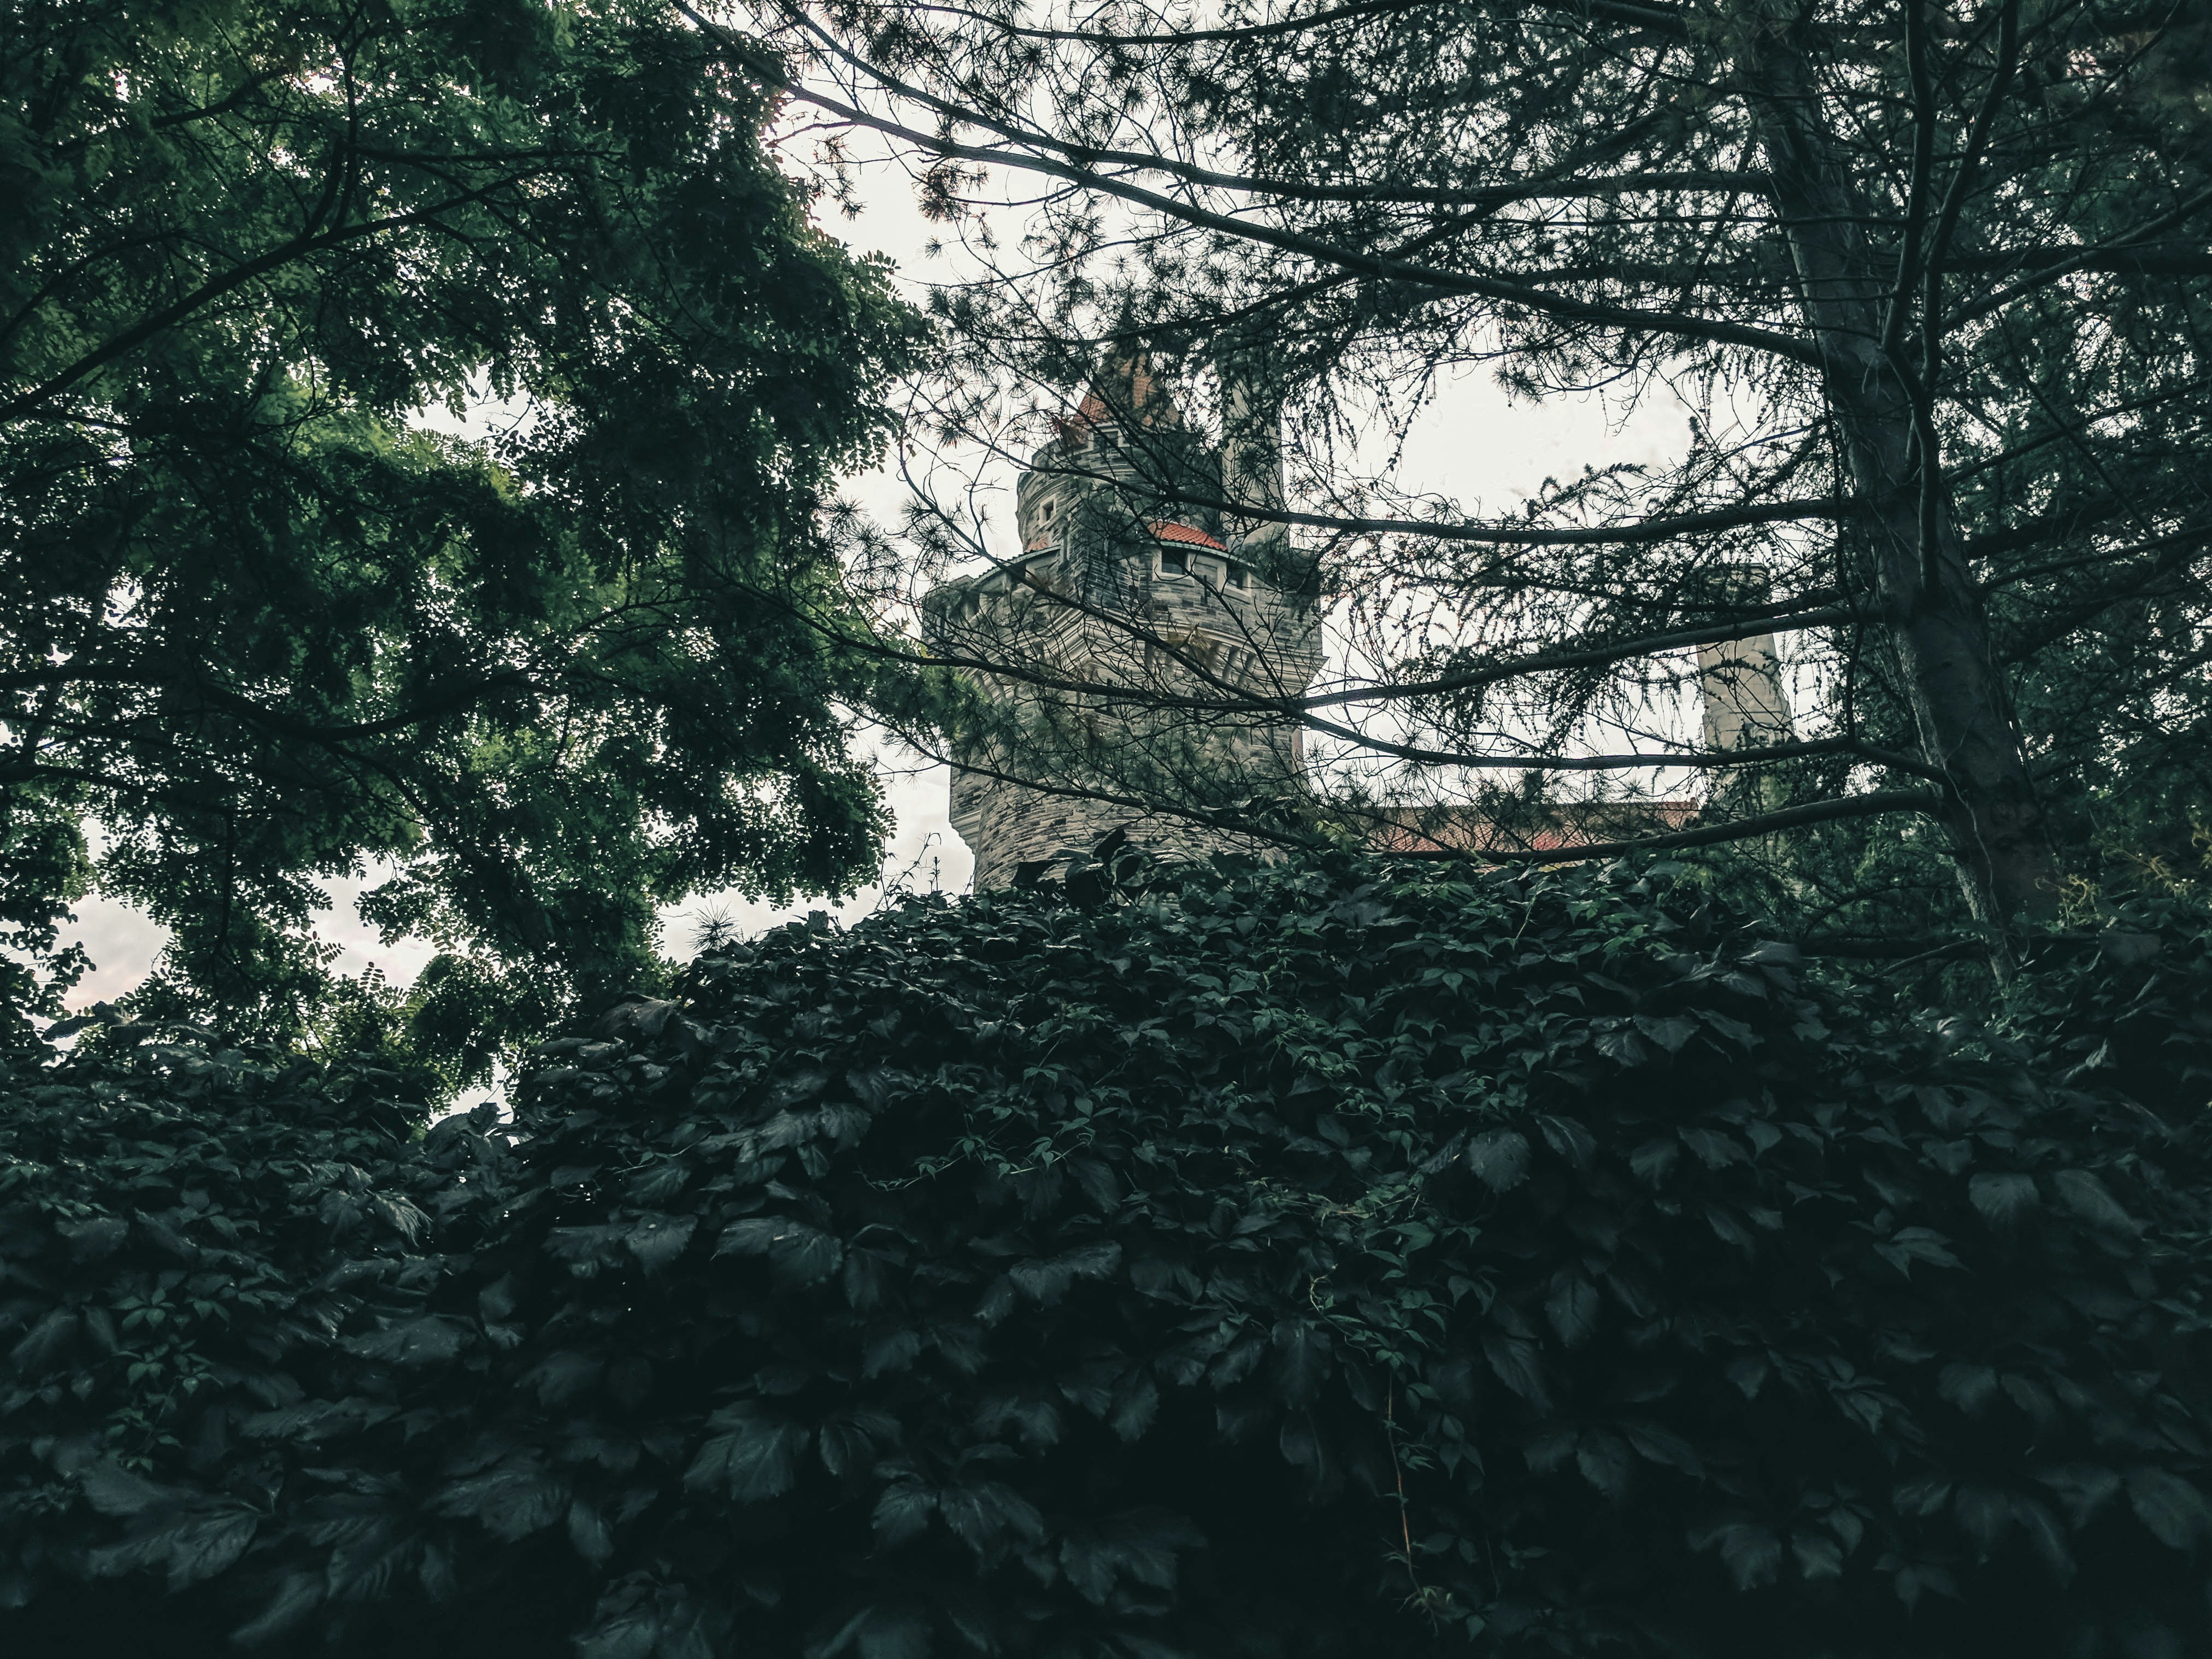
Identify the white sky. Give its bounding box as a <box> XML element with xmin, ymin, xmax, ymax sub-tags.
<box><xmin>61</xmin><ymin>130</ymin><xmax>1696</xmax><ymax>1013</ymax></box>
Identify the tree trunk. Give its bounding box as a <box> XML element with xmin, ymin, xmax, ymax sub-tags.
<box><xmin>1747</xmin><ymin>39</ymin><xmax>2058</xmax><ymax>950</ymax></box>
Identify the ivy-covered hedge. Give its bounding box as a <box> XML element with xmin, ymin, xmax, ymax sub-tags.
<box><xmin>0</xmin><ymin>1036</ymin><xmax>486</xmax><ymax>1647</ymax></box>
<box><xmin>4</xmin><ymin>853</ymin><xmax>2211</xmax><ymax>1657</ymax></box>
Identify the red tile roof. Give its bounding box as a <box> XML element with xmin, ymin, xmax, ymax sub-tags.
<box><xmin>1149</xmin><ymin>521</ymin><xmax>1225</xmax><ymax>550</ymax></box>
<box><xmin>1367</xmin><ymin>802</ymin><xmax>1701</xmax><ymax>856</ymax></box>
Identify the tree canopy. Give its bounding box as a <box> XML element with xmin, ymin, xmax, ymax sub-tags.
<box><xmin>714</xmin><ymin>0</ymin><xmax>2212</xmax><ymax>962</ymax></box>
<box><xmin>0</xmin><ymin>0</ymin><xmax>922</xmax><ymax>1070</ymax></box>
<box><xmin>6</xmin><ymin>849</ymin><xmax>2210</xmax><ymax>1657</ymax></box>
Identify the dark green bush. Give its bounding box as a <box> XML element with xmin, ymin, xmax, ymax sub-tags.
<box><xmin>5</xmin><ymin>853</ymin><xmax>2210</xmax><ymax>1657</ymax></box>
<box><xmin>0</xmin><ymin>1034</ymin><xmax>498</xmax><ymax>1648</ymax></box>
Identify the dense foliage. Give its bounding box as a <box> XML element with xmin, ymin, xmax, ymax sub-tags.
<box><xmin>5</xmin><ymin>852</ymin><xmax>2211</xmax><ymax>1657</ymax></box>
<box><xmin>0</xmin><ymin>0</ymin><xmax>921</xmax><ymax>1068</ymax></box>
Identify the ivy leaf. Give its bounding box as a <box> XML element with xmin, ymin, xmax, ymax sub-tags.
<box><xmin>872</xmin><ymin>1481</ymin><xmax>937</xmax><ymax>1546</ymax></box>
<box><xmin>1109</xmin><ymin>1367</ymin><xmax>1161</xmax><ymax>1442</ymax></box>
<box><xmin>2011</xmin><ymin>1495</ymin><xmax>2074</xmax><ymax>1584</ymax></box>
<box><xmin>434</xmin><ymin>1455</ymin><xmax>569</xmax><ymax>1542</ymax></box>
<box><xmin>575</xmin><ymin>1602</ymin><xmax>660</xmax><ymax>1659</ymax></box>
<box><xmin>1270</xmin><ymin>1319</ymin><xmax>1331</xmax><ymax>1406</ymax></box>
<box><xmin>862</xmin><ymin>1327</ymin><xmax>923</xmax><ymax>1378</ymax></box>
<box><xmin>1876</xmin><ymin>1227</ymin><xmax>1962</xmax><ymax>1276</ymax></box>
<box><xmin>2052</xmin><ymin>1170</ymin><xmax>2140</xmax><ymax>1236</ymax></box>
<box><xmin>1791</xmin><ymin>1529</ymin><xmax>1843</xmax><ymax>1579</ymax></box>
<box><xmin>1690</xmin><ymin>1520</ymin><xmax>1781</xmax><ymax>1589</ymax></box>
<box><xmin>820</xmin><ymin>1604</ymin><xmax>931</xmax><ymax>1659</ymax></box>
<box><xmin>2038</xmin><ymin>1463</ymin><xmax>2122</xmax><ymax>1527</ymax></box>
<box><xmin>56</xmin><ymin>1215</ymin><xmax>128</xmax><ymax>1261</ymax></box>
<box><xmin>10</xmin><ymin>1307</ymin><xmax>78</xmax><ymax>1373</ymax></box>
<box><xmin>1938</xmin><ymin>1363</ymin><xmax>1999</xmax><ymax>1414</ymax></box>
<box><xmin>1576</xmin><ymin>1431</ymin><xmax>1633</xmax><ymax>1498</ymax></box>
<box><xmin>1893</xmin><ymin>1476</ymin><xmax>1952</xmax><ymax>1517</ymax></box>
<box><xmin>938</xmin><ymin>1481</ymin><xmax>1045</xmax><ymax>1557</ymax></box>
<box><xmin>1952</xmin><ymin>1484</ymin><xmax>2012</xmax><ymax>1557</ymax></box>
<box><xmin>228</xmin><ymin>1572</ymin><xmax>324</xmax><ymax>1648</ymax></box>
<box><xmin>1483</xmin><ymin>1332</ymin><xmax>1549</xmax><ymax>1410</ymax></box>
<box><xmin>717</xmin><ymin>1216</ymin><xmax>843</xmax><ymax>1285</ymax></box>
<box><xmin>1629</xmin><ymin>1138</ymin><xmax>1679</xmax><ymax>1189</ymax></box>
<box><xmin>1544</xmin><ymin>1273</ymin><xmax>1599</xmax><ymax>1348</ymax></box>
<box><xmin>567</xmin><ymin>1498</ymin><xmax>614</xmax><ymax>1566</ymax></box>
<box><xmin>1893</xmin><ymin>1563</ymin><xmax>1959</xmax><ymax>1609</ymax></box>
<box><xmin>78</xmin><ymin>1461</ymin><xmax>172</xmax><ymax>1517</ymax></box>
<box><xmin>1595</xmin><ymin>1026</ymin><xmax>1650</xmax><ymax>1066</ymax></box>
<box><xmin>91</xmin><ymin>1505</ymin><xmax>260</xmax><ymax>1590</ymax></box>
<box><xmin>1622</xmin><ymin>1420</ymin><xmax>1704</xmax><ymax>1476</ymax></box>
<box><xmin>1634</xmin><ymin>1015</ymin><xmax>1697</xmax><ymax>1053</ymax></box>
<box><xmin>1968</xmin><ymin>1172</ymin><xmax>2039</xmax><ymax>1226</ymax></box>
<box><xmin>340</xmin><ymin>1315</ymin><xmax>470</xmax><ymax>1366</ymax></box>
<box><xmin>625</xmin><ymin>1214</ymin><xmax>697</xmax><ymax>1273</ymax></box>
<box><xmin>1009</xmin><ymin>1243</ymin><xmax>1118</xmax><ymax>1305</ymax></box>
<box><xmin>1680</xmin><ymin>1127</ymin><xmax>1744</xmax><ymax>1168</ymax></box>
<box><xmin>1467</xmin><ymin>1129</ymin><xmax>1531</xmax><ymax>1192</ymax></box>
<box><xmin>2126</xmin><ymin>1467</ymin><xmax>2211</xmax><ymax>1548</ymax></box>
<box><xmin>1537</xmin><ymin>1114</ymin><xmax>1596</xmax><ymax>1167</ymax></box>
<box><xmin>1058</xmin><ymin>1526</ymin><xmax>1121</xmax><ymax>1604</ymax></box>
<box><xmin>684</xmin><ymin>1407</ymin><xmax>810</xmax><ymax>1503</ymax></box>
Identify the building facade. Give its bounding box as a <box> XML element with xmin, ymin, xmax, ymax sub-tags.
<box><xmin>920</xmin><ymin>360</ymin><xmax>1323</xmax><ymax>889</ymax></box>
<box><xmin>925</xmin><ymin>361</ymin><xmax>1796</xmax><ymax>887</ymax></box>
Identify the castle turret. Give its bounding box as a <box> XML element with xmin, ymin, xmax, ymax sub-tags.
<box><xmin>1695</xmin><ymin>568</ymin><xmax>1795</xmax><ymax>752</ymax></box>
<box><xmin>922</xmin><ymin>357</ymin><xmax>1322</xmax><ymax>888</ymax></box>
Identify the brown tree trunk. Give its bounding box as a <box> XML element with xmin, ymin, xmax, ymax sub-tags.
<box><xmin>1748</xmin><ymin>40</ymin><xmax>2058</xmax><ymax>950</ymax></box>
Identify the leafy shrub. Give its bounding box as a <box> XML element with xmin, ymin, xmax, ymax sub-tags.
<box><xmin>0</xmin><ymin>1032</ymin><xmax>497</xmax><ymax>1648</ymax></box>
<box><xmin>2000</xmin><ymin>901</ymin><xmax>2212</xmax><ymax>1126</ymax></box>
<box><xmin>5</xmin><ymin>853</ymin><xmax>2210</xmax><ymax>1657</ymax></box>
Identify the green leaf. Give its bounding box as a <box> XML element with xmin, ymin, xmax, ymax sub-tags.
<box><xmin>434</xmin><ymin>1455</ymin><xmax>569</xmax><ymax>1542</ymax></box>
<box><xmin>2052</xmin><ymin>1170</ymin><xmax>2140</xmax><ymax>1236</ymax></box>
<box><xmin>1690</xmin><ymin>1520</ymin><xmax>1781</xmax><ymax>1590</ymax></box>
<box><xmin>78</xmin><ymin>1461</ymin><xmax>172</xmax><ymax>1517</ymax></box>
<box><xmin>685</xmin><ymin>1407</ymin><xmax>811</xmax><ymax>1503</ymax></box>
<box><xmin>1791</xmin><ymin>1529</ymin><xmax>1843</xmax><ymax>1580</ymax></box>
<box><xmin>1482</xmin><ymin>1332</ymin><xmax>1548</xmax><ymax>1409</ymax></box>
<box><xmin>1952</xmin><ymin>1484</ymin><xmax>2012</xmax><ymax>1557</ymax></box>
<box><xmin>821</xmin><ymin>1604</ymin><xmax>932</xmax><ymax>1659</ymax></box>
<box><xmin>1270</xmin><ymin>1319</ymin><xmax>1331</xmax><ymax>1405</ymax></box>
<box><xmin>872</xmin><ymin>1481</ymin><xmax>937</xmax><ymax>1545</ymax></box>
<box><xmin>343</xmin><ymin>1315</ymin><xmax>469</xmax><ymax>1366</ymax></box>
<box><xmin>567</xmin><ymin>1498</ymin><xmax>614</xmax><ymax>1566</ymax></box>
<box><xmin>1576</xmin><ymin>1431</ymin><xmax>1632</xmax><ymax>1498</ymax></box>
<box><xmin>1544</xmin><ymin>1274</ymin><xmax>1599</xmax><ymax>1348</ymax></box>
<box><xmin>1634</xmin><ymin>1015</ymin><xmax>1697</xmax><ymax>1052</ymax></box>
<box><xmin>2126</xmin><ymin>1467</ymin><xmax>2211</xmax><ymax>1548</ymax></box>
<box><xmin>1968</xmin><ymin>1172</ymin><xmax>2039</xmax><ymax>1226</ymax></box>
<box><xmin>1629</xmin><ymin>1138</ymin><xmax>1679</xmax><ymax>1188</ymax></box>
<box><xmin>1467</xmin><ymin>1129</ymin><xmax>1531</xmax><ymax>1191</ymax></box>
<box><xmin>1938</xmin><ymin>1363</ymin><xmax>1998</xmax><ymax>1414</ymax></box>
<box><xmin>2037</xmin><ymin>1463</ymin><xmax>2122</xmax><ymax>1528</ymax></box>
<box><xmin>625</xmin><ymin>1213</ymin><xmax>698</xmax><ymax>1272</ymax></box>
<box><xmin>938</xmin><ymin>1481</ymin><xmax>1046</xmax><ymax>1557</ymax></box>
<box><xmin>1536</xmin><ymin>1114</ymin><xmax>1596</xmax><ymax>1167</ymax></box>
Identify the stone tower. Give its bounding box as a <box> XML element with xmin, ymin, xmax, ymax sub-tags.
<box><xmin>922</xmin><ymin>357</ymin><xmax>1322</xmax><ymax>889</ymax></box>
<box><xmin>1695</xmin><ymin>568</ymin><xmax>1795</xmax><ymax>752</ymax></box>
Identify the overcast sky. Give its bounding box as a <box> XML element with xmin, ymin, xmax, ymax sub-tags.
<box><xmin>60</xmin><ymin>131</ymin><xmax>1695</xmax><ymax>1011</ymax></box>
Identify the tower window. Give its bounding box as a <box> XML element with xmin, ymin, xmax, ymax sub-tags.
<box><xmin>1160</xmin><ymin>550</ymin><xmax>1188</xmax><ymax>575</ymax></box>
<box><xmin>1227</xmin><ymin>563</ymin><xmax>1248</xmax><ymax>589</ymax></box>
<box><xmin>1040</xmin><ymin>498</ymin><xmax>1056</xmax><ymax>521</ymax></box>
